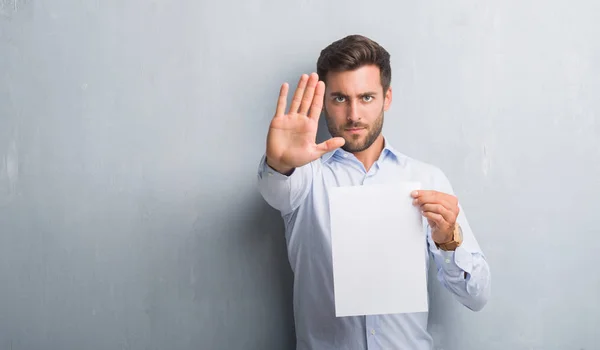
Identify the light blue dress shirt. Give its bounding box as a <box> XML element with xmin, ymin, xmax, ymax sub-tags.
<box><xmin>256</xmin><ymin>137</ymin><xmax>491</xmax><ymax>350</ymax></box>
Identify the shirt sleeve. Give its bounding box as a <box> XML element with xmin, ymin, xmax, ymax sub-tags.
<box><xmin>255</xmin><ymin>154</ymin><xmax>314</xmax><ymax>216</ymax></box>
<box><xmin>427</xmin><ymin>167</ymin><xmax>491</xmax><ymax>312</ymax></box>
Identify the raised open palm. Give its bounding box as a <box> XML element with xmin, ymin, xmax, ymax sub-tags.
<box><xmin>266</xmin><ymin>73</ymin><xmax>345</xmax><ymax>173</ymax></box>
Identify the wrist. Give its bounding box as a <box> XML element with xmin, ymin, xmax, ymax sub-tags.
<box><xmin>435</xmin><ymin>224</ymin><xmax>463</xmax><ymax>251</ymax></box>
<box><xmin>266</xmin><ymin>157</ymin><xmax>294</xmax><ymax>176</ymax></box>
<box><xmin>434</xmin><ymin>230</ymin><xmax>454</xmax><ymax>245</ymax></box>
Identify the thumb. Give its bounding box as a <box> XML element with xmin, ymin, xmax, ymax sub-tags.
<box><xmin>315</xmin><ymin>137</ymin><xmax>345</xmax><ymax>155</ymax></box>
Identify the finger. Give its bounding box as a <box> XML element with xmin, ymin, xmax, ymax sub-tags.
<box><xmin>411</xmin><ymin>190</ymin><xmax>439</xmax><ymax>199</ymax></box>
<box><xmin>315</xmin><ymin>137</ymin><xmax>345</xmax><ymax>155</ymax></box>
<box><xmin>413</xmin><ymin>195</ymin><xmax>453</xmax><ymax>212</ymax></box>
<box><xmin>298</xmin><ymin>73</ymin><xmax>318</xmax><ymax>115</ymax></box>
<box><xmin>308</xmin><ymin>80</ymin><xmax>325</xmax><ymax>119</ymax></box>
<box><xmin>422</xmin><ymin>211</ymin><xmax>446</xmax><ymax>228</ymax></box>
<box><xmin>274</xmin><ymin>83</ymin><xmax>289</xmax><ymax>118</ymax></box>
<box><xmin>420</xmin><ymin>203</ymin><xmax>457</xmax><ymax>225</ymax></box>
<box><xmin>413</xmin><ymin>191</ymin><xmax>457</xmax><ymax>207</ymax></box>
<box><xmin>288</xmin><ymin>74</ymin><xmax>309</xmax><ymax>114</ymax></box>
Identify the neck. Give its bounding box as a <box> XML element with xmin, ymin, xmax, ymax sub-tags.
<box><xmin>351</xmin><ymin>134</ymin><xmax>385</xmax><ymax>172</ymax></box>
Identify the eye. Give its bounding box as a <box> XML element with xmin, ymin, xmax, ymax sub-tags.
<box><xmin>362</xmin><ymin>95</ymin><xmax>374</xmax><ymax>102</ymax></box>
<box><xmin>334</xmin><ymin>96</ymin><xmax>346</xmax><ymax>103</ymax></box>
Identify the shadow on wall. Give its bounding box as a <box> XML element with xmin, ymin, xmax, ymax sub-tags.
<box><xmin>317</xmin><ymin>113</ymin><xmax>333</xmax><ymax>145</ymax></box>
<box><xmin>132</xmin><ymin>187</ymin><xmax>297</xmax><ymax>348</ymax></box>
<box><xmin>244</xmin><ymin>195</ymin><xmax>297</xmax><ymax>347</ymax></box>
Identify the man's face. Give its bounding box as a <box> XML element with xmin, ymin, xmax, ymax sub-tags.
<box><xmin>323</xmin><ymin>64</ymin><xmax>392</xmax><ymax>153</ymax></box>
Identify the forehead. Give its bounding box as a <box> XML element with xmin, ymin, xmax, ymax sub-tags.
<box><xmin>324</xmin><ymin>64</ymin><xmax>383</xmax><ymax>95</ymax></box>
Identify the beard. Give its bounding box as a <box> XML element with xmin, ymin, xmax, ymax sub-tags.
<box><xmin>325</xmin><ymin>108</ymin><xmax>384</xmax><ymax>153</ymax></box>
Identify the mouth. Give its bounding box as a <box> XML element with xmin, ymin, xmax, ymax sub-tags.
<box><xmin>345</xmin><ymin>127</ymin><xmax>366</xmax><ymax>134</ymax></box>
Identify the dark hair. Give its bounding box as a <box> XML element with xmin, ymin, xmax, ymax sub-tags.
<box><xmin>316</xmin><ymin>34</ymin><xmax>391</xmax><ymax>92</ymax></box>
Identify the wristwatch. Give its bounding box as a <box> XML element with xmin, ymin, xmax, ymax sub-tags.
<box><xmin>436</xmin><ymin>224</ymin><xmax>463</xmax><ymax>251</ymax></box>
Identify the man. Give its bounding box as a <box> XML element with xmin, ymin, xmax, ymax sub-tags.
<box><xmin>256</xmin><ymin>34</ymin><xmax>490</xmax><ymax>350</ymax></box>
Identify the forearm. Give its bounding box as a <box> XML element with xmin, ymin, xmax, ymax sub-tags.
<box><xmin>256</xmin><ymin>154</ymin><xmax>313</xmax><ymax>215</ymax></box>
<box><xmin>434</xmin><ymin>246</ymin><xmax>491</xmax><ymax>311</ymax></box>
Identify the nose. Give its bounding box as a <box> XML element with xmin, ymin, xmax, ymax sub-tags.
<box><xmin>346</xmin><ymin>100</ymin><xmax>359</xmax><ymax>122</ymax></box>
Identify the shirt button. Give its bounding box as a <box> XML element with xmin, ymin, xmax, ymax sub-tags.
<box><xmin>445</xmin><ymin>258</ymin><xmax>451</xmax><ymax>264</ymax></box>
<box><xmin>343</xmin><ymin>154</ymin><xmax>348</xmax><ymax>158</ymax></box>
<box><xmin>370</xmin><ymin>329</ymin><xmax>376</xmax><ymax>335</ymax></box>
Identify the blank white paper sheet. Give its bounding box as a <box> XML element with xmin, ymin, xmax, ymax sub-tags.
<box><xmin>328</xmin><ymin>182</ymin><xmax>428</xmax><ymax>317</ymax></box>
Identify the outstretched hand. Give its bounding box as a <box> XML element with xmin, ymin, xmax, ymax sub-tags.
<box><xmin>266</xmin><ymin>73</ymin><xmax>345</xmax><ymax>174</ymax></box>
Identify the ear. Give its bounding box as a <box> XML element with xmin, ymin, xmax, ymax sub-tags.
<box><xmin>383</xmin><ymin>86</ymin><xmax>392</xmax><ymax>111</ymax></box>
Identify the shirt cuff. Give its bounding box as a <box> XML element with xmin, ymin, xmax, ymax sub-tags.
<box><xmin>438</xmin><ymin>245</ymin><xmax>474</xmax><ymax>276</ymax></box>
<box><xmin>259</xmin><ymin>155</ymin><xmax>295</xmax><ymax>181</ymax></box>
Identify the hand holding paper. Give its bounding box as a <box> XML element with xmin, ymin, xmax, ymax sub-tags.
<box><xmin>411</xmin><ymin>190</ymin><xmax>460</xmax><ymax>244</ymax></box>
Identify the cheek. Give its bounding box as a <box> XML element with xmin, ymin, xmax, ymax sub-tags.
<box><xmin>363</xmin><ymin>103</ymin><xmax>382</xmax><ymax>116</ymax></box>
<box><xmin>325</xmin><ymin>105</ymin><xmax>346</xmax><ymax>122</ymax></box>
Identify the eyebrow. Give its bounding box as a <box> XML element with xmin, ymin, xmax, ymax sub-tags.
<box><xmin>329</xmin><ymin>91</ymin><xmax>379</xmax><ymax>98</ymax></box>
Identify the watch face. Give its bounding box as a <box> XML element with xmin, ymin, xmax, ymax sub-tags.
<box><xmin>456</xmin><ymin>225</ymin><xmax>463</xmax><ymax>242</ymax></box>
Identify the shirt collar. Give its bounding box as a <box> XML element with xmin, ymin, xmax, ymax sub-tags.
<box><xmin>321</xmin><ymin>135</ymin><xmax>403</xmax><ymax>164</ymax></box>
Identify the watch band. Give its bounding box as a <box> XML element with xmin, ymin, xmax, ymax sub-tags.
<box><xmin>436</xmin><ymin>224</ymin><xmax>463</xmax><ymax>251</ymax></box>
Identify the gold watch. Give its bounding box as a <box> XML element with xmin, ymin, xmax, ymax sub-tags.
<box><xmin>436</xmin><ymin>224</ymin><xmax>463</xmax><ymax>251</ymax></box>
